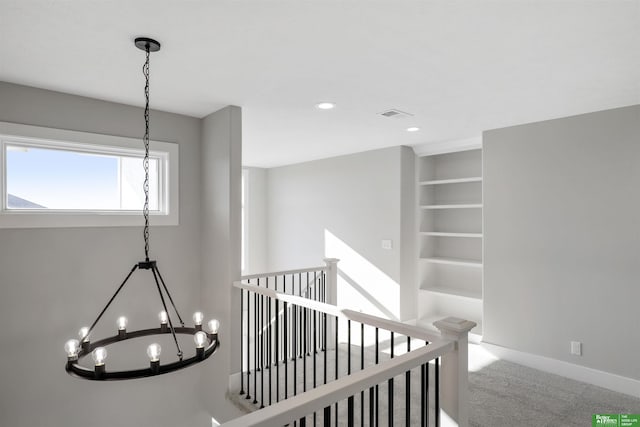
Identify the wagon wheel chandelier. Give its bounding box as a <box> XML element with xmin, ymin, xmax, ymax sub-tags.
<box><xmin>63</xmin><ymin>37</ymin><xmax>219</xmax><ymax>380</ymax></box>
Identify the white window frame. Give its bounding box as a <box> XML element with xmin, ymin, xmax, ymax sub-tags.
<box><xmin>0</xmin><ymin>121</ymin><xmax>179</xmax><ymax>228</ymax></box>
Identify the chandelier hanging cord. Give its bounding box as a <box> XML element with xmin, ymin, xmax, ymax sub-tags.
<box><xmin>143</xmin><ymin>46</ymin><xmax>151</xmax><ymax>262</ymax></box>
<box><xmin>139</xmin><ymin>40</ymin><xmax>185</xmax><ymax>358</ymax></box>
<box><xmin>139</xmin><ymin>41</ymin><xmax>185</xmax><ymax>359</ymax></box>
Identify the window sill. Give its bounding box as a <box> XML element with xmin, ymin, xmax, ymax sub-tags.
<box><xmin>0</xmin><ymin>210</ymin><xmax>178</xmax><ymax>229</ymax></box>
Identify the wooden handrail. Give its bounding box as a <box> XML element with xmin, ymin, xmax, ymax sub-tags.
<box><xmin>233</xmin><ymin>281</ymin><xmax>443</xmax><ymax>343</ymax></box>
<box><xmin>240</xmin><ymin>265</ymin><xmax>328</xmax><ymax>281</ymax></box>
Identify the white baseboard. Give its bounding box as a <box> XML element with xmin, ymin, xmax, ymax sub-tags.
<box><xmin>480</xmin><ymin>341</ymin><xmax>640</xmax><ymax>398</ymax></box>
<box><xmin>228</xmin><ymin>371</ymin><xmax>242</xmax><ymax>393</ymax></box>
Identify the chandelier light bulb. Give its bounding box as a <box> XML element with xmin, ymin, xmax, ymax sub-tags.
<box><xmin>146</xmin><ymin>343</ymin><xmax>161</xmax><ymax>362</ymax></box>
<box><xmin>64</xmin><ymin>339</ymin><xmax>80</xmax><ymax>358</ymax></box>
<box><xmin>159</xmin><ymin>311</ymin><xmax>168</xmax><ymax>324</ymax></box>
<box><xmin>194</xmin><ymin>331</ymin><xmax>207</xmax><ymax>349</ymax></box>
<box><xmin>192</xmin><ymin>311</ymin><xmax>204</xmax><ymax>326</ymax></box>
<box><xmin>92</xmin><ymin>347</ymin><xmax>108</xmax><ymax>366</ymax></box>
<box><xmin>207</xmin><ymin>319</ymin><xmax>220</xmax><ymax>334</ymax></box>
<box><xmin>117</xmin><ymin>316</ymin><xmax>128</xmax><ymax>331</ymax></box>
<box><xmin>78</xmin><ymin>327</ymin><xmax>89</xmax><ymax>342</ymax></box>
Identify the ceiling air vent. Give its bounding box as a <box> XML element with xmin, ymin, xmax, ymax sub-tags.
<box><xmin>379</xmin><ymin>109</ymin><xmax>413</xmax><ymax>119</ymax></box>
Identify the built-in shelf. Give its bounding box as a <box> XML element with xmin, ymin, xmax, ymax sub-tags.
<box><xmin>421</xmin><ymin>204</ymin><xmax>482</xmax><ymax>210</ymax></box>
<box><xmin>420</xmin><ymin>286</ymin><xmax>482</xmax><ymax>300</ymax></box>
<box><xmin>419</xmin><ymin>177</ymin><xmax>482</xmax><ymax>186</ymax></box>
<box><xmin>420</xmin><ymin>232</ymin><xmax>482</xmax><ymax>238</ymax></box>
<box><xmin>422</xmin><ymin>256</ymin><xmax>483</xmax><ymax>268</ymax></box>
<box><xmin>417</xmin><ymin>148</ymin><xmax>484</xmax><ymax>339</ymax></box>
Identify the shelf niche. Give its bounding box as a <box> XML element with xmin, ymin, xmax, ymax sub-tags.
<box><xmin>416</xmin><ymin>148</ymin><xmax>483</xmax><ymax>336</ymax></box>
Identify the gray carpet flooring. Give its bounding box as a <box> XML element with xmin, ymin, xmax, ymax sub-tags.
<box><xmin>469</xmin><ymin>358</ymin><xmax>640</xmax><ymax>427</ymax></box>
<box><xmin>231</xmin><ymin>343</ymin><xmax>640</xmax><ymax>426</ymax></box>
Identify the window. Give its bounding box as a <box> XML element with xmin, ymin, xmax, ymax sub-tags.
<box><xmin>0</xmin><ymin>122</ymin><xmax>178</xmax><ymax>228</ymax></box>
<box><xmin>5</xmin><ymin>143</ymin><xmax>161</xmax><ymax>211</ymax></box>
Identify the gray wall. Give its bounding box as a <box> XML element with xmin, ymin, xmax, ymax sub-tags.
<box><xmin>0</xmin><ymin>82</ymin><xmax>239</xmax><ymax>427</ymax></box>
<box><xmin>483</xmin><ymin>105</ymin><xmax>640</xmax><ymax>380</ymax></box>
<box><xmin>399</xmin><ymin>147</ymin><xmax>417</xmax><ymax>321</ymax></box>
<box><xmin>200</xmin><ymin>106</ymin><xmax>244</xmax><ymax>422</ymax></box>
<box><xmin>265</xmin><ymin>146</ymin><xmax>416</xmax><ymax>321</ymax></box>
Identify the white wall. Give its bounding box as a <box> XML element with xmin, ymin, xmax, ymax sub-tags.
<box><xmin>265</xmin><ymin>146</ymin><xmax>416</xmax><ymax>321</ymax></box>
<box><xmin>244</xmin><ymin>167</ymin><xmax>268</xmax><ymax>275</ymax></box>
<box><xmin>483</xmin><ymin>105</ymin><xmax>640</xmax><ymax>380</ymax></box>
<box><xmin>0</xmin><ymin>82</ymin><xmax>240</xmax><ymax>427</ymax></box>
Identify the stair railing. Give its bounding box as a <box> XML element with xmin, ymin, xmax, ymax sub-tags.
<box><xmin>229</xmin><ymin>260</ymin><xmax>475</xmax><ymax>426</ymax></box>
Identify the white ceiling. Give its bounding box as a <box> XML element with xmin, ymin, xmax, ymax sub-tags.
<box><xmin>1</xmin><ymin>1</ymin><xmax>638</xmax><ymax>168</ymax></box>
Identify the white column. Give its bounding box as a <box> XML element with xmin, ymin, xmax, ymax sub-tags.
<box><xmin>433</xmin><ymin>317</ymin><xmax>476</xmax><ymax>427</ymax></box>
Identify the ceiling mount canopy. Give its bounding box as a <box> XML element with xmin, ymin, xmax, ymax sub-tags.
<box><xmin>134</xmin><ymin>37</ymin><xmax>161</xmax><ymax>52</ymax></box>
<box><xmin>63</xmin><ymin>37</ymin><xmax>219</xmax><ymax>381</ymax></box>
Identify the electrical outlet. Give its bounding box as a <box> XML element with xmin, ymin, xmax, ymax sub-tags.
<box><xmin>571</xmin><ymin>341</ymin><xmax>582</xmax><ymax>356</ymax></box>
<box><xmin>381</xmin><ymin>239</ymin><xmax>393</xmax><ymax>250</ymax></box>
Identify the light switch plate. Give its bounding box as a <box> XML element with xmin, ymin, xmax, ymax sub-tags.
<box><xmin>381</xmin><ymin>239</ymin><xmax>393</xmax><ymax>250</ymax></box>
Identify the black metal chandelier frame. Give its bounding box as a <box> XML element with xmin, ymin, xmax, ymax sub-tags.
<box><xmin>64</xmin><ymin>37</ymin><xmax>219</xmax><ymax>381</ymax></box>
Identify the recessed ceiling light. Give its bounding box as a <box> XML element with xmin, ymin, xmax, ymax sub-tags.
<box><xmin>316</xmin><ymin>102</ymin><xmax>336</xmax><ymax>110</ymax></box>
<box><xmin>406</xmin><ymin>127</ymin><xmax>420</xmax><ymax>132</ymax></box>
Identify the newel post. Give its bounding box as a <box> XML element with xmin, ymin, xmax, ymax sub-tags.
<box><xmin>323</xmin><ymin>258</ymin><xmax>339</xmax><ymax>350</ymax></box>
<box><xmin>434</xmin><ymin>317</ymin><xmax>476</xmax><ymax>427</ymax></box>
<box><xmin>323</xmin><ymin>258</ymin><xmax>339</xmax><ymax>306</ymax></box>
